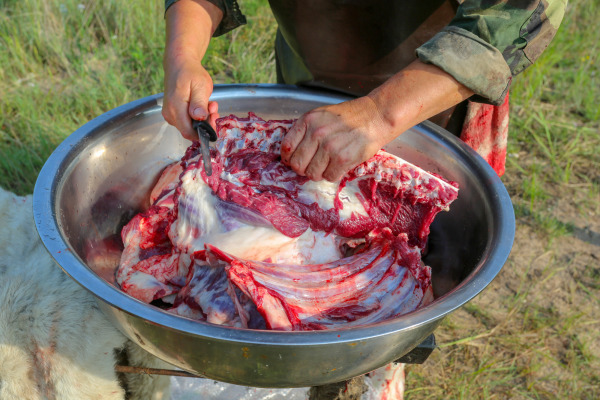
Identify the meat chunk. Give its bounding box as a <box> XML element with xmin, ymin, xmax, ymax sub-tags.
<box><xmin>209</xmin><ymin>229</ymin><xmax>432</xmax><ymax>331</ymax></box>
<box><xmin>116</xmin><ymin>113</ymin><xmax>458</xmax><ymax>330</ymax></box>
<box><xmin>193</xmin><ymin>114</ymin><xmax>458</xmax><ymax>248</ymax></box>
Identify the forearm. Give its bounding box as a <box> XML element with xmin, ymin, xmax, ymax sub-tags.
<box><xmin>281</xmin><ymin>60</ymin><xmax>474</xmax><ymax>182</ymax></box>
<box><xmin>162</xmin><ymin>0</ymin><xmax>224</xmax><ymax>140</ymax></box>
<box><xmin>164</xmin><ymin>0</ymin><xmax>223</xmax><ymax>65</ymax></box>
<box><xmin>366</xmin><ymin>60</ymin><xmax>474</xmax><ymax>145</ymax></box>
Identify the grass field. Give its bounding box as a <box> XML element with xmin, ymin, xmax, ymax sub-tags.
<box><xmin>1</xmin><ymin>0</ymin><xmax>598</xmax><ymax>399</ymax></box>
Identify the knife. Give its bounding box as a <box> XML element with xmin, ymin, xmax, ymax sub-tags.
<box><xmin>192</xmin><ymin>119</ymin><xmax>218</xmax><ymax>176</ymax></box>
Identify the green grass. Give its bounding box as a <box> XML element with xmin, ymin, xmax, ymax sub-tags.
<box><xmin>406</xmin><ymin>246</ymin><xmax>599</xmax><ymax>399</ymax></box>
<box><xmin>0</xmin><ymin>0</ymin><xmax>276</xmax><ymax>195</ymax></box>
<box><xmin>1</xmin><ymin>0</ymin><xmax>599</xmax><ymax>398</ymax></box>
<box><xmin>506</xmin><ymin>0</ymin><xmax>600</xmax><ymax>229</ymax></box>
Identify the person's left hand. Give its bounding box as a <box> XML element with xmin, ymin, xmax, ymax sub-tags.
<box><xmin>280</xmin><ymin>96</ymin><xmax>389</xmax><ymax>182</ymax></box>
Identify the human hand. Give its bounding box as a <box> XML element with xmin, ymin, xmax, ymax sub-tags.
<box><xmin>162</xmin><ymin>55</ymin><xmax>220</xmax><ymax>142</ymax></box>
<box><xmin>281</xmin><ymin>60</ymin><xmax>475</xmax><ymax>182</ymax></box>
<box><xmin>280</xmin><ymin>97</ymin><xmax>389</xmax><ymax>182</ymax></box>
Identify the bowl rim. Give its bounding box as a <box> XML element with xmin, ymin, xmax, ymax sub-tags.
<box><xmin>33</xmin><ymin>84</ymin><xmax>515</xmax><ymax>346</ymax></box>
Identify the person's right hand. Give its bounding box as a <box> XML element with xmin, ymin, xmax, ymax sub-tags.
<box><xmin>162</xmin><ymin>55</ymin><xmax>220</xmax><ymax>142</ymax></box>
<box><xmin>161</xmin><ymin>0</ymin><xmax>224</xmax><ymax>142</ymax></box>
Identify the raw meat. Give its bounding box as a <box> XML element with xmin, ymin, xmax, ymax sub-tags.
<box><xmin>208</xmin><ymin>229</ymin><xmax>433</xmax><ymax>330</ymax></box>
<box><xmin>116</xmin><ymin>113</ymin><xmax>458</xmax><ymax>330</ymax></box>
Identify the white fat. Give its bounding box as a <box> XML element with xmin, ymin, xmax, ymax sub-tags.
<box><xmin>173</xmin><ymin>168</ymin><xmax>343</xmax><ymax>264</ymax></box>
<box><xmin>175</xmin><ymin>170</ymin><xmax>344</xmax><ymax>264</ymax></box>
<box><xmin>127</xmin><ymin>271</ymin><xmax>163</xmax><ymax>289</ymax></box>
<box><xmin>337</xmin><ymin>183</ymin><xmax>368</xmax><ymax>220</ymax></box>
<box><xmin>173</xmin><ymin>171</ymin><xmax>225</xmax><ymax>252</ymax></box>
<box><xmin>294</xmin><ymin>230</ymin><xmax>342</xmax><ymax>264</ymax></box>
<box><xmin>201</xmin><ymin>225</ymin><xmax>297</xmax><ymax>261</ymax></box>
<box><xmin>296</xmin><ymin>180</ymin><xmax>367</xmax><ymax>220</ymax></box>
<box><xmin>296</xmin><ymin>179</ymin><xmax>337</xmax><ymax>209</ymax></box>
<box><xmin>195</xmin><ymin>226</ymin><xmax>341</xmax><ymax>265</ymax></box>
<box><xmin>161</xmin><ymin>294</ymin><xmax>177</xmax><ymax>304</ymax></box>
<box><xmin>220</xmin><ymin>170</ymin><xmax>246</xmax><ymax>187</ymax></box>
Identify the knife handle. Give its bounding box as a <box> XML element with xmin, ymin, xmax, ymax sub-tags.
<box><xmin>192</xmin><ymin>119</ymin><xmax>218</xmax><ymax>142</ymax></box>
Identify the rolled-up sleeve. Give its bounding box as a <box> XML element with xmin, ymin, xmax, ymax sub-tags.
<box><xmin>417</xmin><ymin>0</ymin><xmax>567</xmax><ymax>105</ymax></box>
<box><xmin>165</xmin><ymin>0</ymin><xmax>247</xmax><ymax>37</ymax></box>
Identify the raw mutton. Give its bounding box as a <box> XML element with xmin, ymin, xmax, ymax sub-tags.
<box><xmin>116</xmin><ymin>113</ymin><xmax>458</xmax><ymax>331</ymax></box>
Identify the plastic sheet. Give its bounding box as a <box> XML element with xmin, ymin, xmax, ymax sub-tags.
<box><xmin>170</xmin><ymin>377</ymin><xmax>309</xmax><ymax>400</ymax></box>
<box><xmin>169</xmin><ymin>363</ymin><xmax>405</xmax><ymax>400</ymax></box>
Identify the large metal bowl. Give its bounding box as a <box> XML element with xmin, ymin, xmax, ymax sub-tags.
<box><xmin>33</xmin><ymin>85</ymin><xmax>515</xmax><ymax>387</ymax></box>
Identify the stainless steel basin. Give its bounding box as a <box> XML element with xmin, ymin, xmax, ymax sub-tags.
<box><xmin>33</xmin><ymin>84</ymin><xmax>515</xmax><ymax>387</ymax></box>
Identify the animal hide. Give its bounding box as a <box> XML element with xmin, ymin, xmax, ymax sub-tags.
<box><xmin>0</xmin><ymin>188</ymin><xmax>170</xmax><ymax>400</ymax></box>
<box><xmin>0</xmin><ymin>186</ymin><xmax>406</xmax><ymax>400</ymax></box>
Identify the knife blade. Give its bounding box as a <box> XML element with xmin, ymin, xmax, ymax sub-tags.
<box><xmin>192</xmin><ymin>119</ymin><xmax>218</xmax><ymax>176</ymax></box>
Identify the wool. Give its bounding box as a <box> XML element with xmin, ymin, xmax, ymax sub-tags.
<box><xmin>0</xmin><ymin>187</ymin><xmax>407</xmax><ymax>400</ymax></box>
<box><xmin>0</xmin><ymin>188</ymin><xmax>170</xmax><ymax>400</ymax></box>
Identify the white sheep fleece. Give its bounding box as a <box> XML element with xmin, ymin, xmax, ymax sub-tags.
<box><xmin>0</xmin><ymin>188</ymin><xmax>170</xmax><ymax>400</ymax></box>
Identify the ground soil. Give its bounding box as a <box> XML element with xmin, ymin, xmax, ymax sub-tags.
<box><xmin>406</xmin><ymin>171</ymin><xmax>600</xmax><ymax>398</ymax></box>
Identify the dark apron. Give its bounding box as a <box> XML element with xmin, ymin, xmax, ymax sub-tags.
<box><xmin>268</xmin><ymin>0</ymin><xmax>462</xmax><ymax>130</ymax></box>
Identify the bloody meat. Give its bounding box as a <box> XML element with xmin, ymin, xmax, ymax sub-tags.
<box><xmin>116</xmin><ymin>113</ymin><xmax>458</xmax><ymax>330</ymax></box>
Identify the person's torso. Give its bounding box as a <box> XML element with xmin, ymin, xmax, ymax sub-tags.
<box><xmin>269</xmin><ymin>0</ymin><xmax>458</xmax><ymax>96</ymax></box>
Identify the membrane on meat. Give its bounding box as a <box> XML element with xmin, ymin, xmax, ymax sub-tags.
<box><xmin>116</xmin><ymin>113</ymin><xmax>459</xmax><ymax>330</ymax></box>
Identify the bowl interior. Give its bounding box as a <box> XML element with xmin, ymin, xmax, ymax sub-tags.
<box><xmin>38</xmin><ymin>85</ymin><xmax>514</xmax><ymax>335</ymax></box>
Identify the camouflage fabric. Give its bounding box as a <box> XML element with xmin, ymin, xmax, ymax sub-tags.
<box><xmin>165</xmin><ymin>0</ymin><xmax>566</xmax><ymax>105</ymax></box>
<box><xmin>418</xmin><ymin>0</ymin><xmax>568</xmax><ymax>104</ymax></box>
<box><xmin>164</xmin><ymin>0</ymin><xmax>246</xmax><ymax>37</ymax></box>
